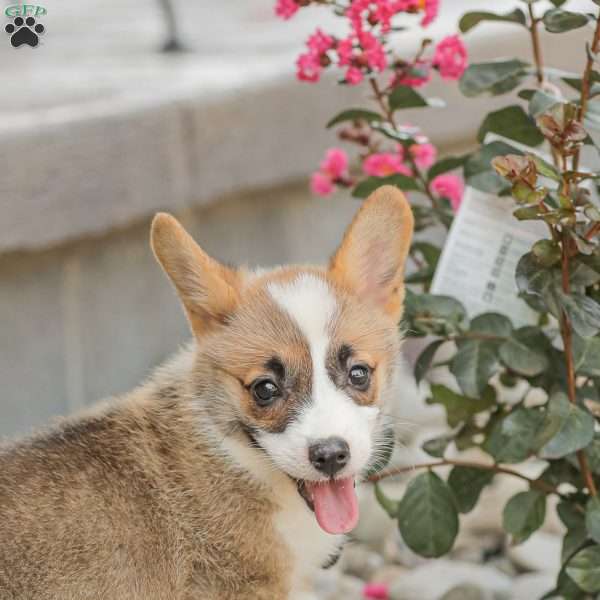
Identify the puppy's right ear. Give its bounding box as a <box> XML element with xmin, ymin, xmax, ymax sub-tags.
<box><xmin>150</xmin><ymin>214</ymin><xmax>240</xmax><ymax>338</ymax></box>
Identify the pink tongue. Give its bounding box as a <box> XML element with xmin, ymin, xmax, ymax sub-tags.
<box><xmin>307</xmin><ymin>477</ymin><xmax>359</xmax><ymax>534</ymax></box>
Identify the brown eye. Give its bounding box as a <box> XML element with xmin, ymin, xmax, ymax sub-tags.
<box><xmin>349</xmin><ymin>365</ymin><xmax>370</xmax><ymax>390</ymax></box>
<box><xmin>251</xmin><ymin>379</ymin><xmax>281</xmax><ymax>407</ymax></box>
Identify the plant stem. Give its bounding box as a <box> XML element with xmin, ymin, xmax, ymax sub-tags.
<box><xmin>369</xmin><ymin>77</ymin><xmax>396</xmax><ymax>126</ymax></box>
<box><xmin>368</xmin><ymin>458</ymin><xmax>562</xmax><ymax>497</ymax></box>
<box><xmin>559</xmin><ymin>230</ymin><xmax>598</xmax><ymax>497</ymax></box>
<box><xmin>573</xmin><ymin>13</ymin><xmax>600</xmax><ymax>173</ymax></box>
<box><xmin>527</xmin><ymin>3</ymin><xmax>544</xmax><ymax>85</ymax></box>
<box><xmin>368</xmin><ymin>77</ymin><xmax>440</xmax><ymax>210</ymax></box>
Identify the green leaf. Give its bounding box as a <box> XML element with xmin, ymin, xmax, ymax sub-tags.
<box><xmin>397</xmin><ymin>472</ymin><xmax>459</xmax><ymax>558</ymax></box>
<box><xmin>562</xmin><ymin>70</ymin><xmax>600</xmax><ymax>92</ymax></box>
<box><xmin>459</xmin><ymin>9</ymin><xmax>526</xmax><ymax>33</ymax></box>
<box><xmin>422</xmin><ymin>433</ymin><xmax>453</xmax><ymax>459</ymax></box>
<box><xmin>375</xmin><ymin>482</ymin><xmax>400</xmax><ymax>518</ymax></box>
<box><xmin>560</xmin><ymin>293</ymin><xmax>600</xmax><ymax>338</ymax></box>
<box><xmin>484</xmin><ymin>407</ymin><xmax>545</xmax><ymax>463</ymax></box>
<box><xmin>566</xmin><ymin>546</ymin><xmax>600</xmax><ymax>593</ymax></box>
<box><xmin>427</xmin><ymin>384</ymin><xmax>496</xmax><ymax>428</ymax></box>
<box><xmin>389</xmin><ymin>85</ymin><xmax>444</xmax><ymax>111</ymax></box>
<box><xmin>406</xmin><ymin>241</ymin><xmax>441</xmax><ymax>285</ymax></box>
<box><xmin>478</xmin><ymin>105</ymin><xmax>544</xmax><ymax>147</ymax></box>
<box><xmin>573</xmin><ymin>334</ymin><xmax>600</xmax><ymax>377</ymax></box>
<box><xmin>464</xmin><ymin>141</ymin><xmax>523</xmax><ymax>194</ymax></box>
<box><xmin>514</xmin><ymin>205</ymin><xmax>542</xmax><ymax>221</ymax></box>
<box><xmin>352</xmin><ymin>174</ymin><xmax>419</xmax><ymax>198</ymax></box>
<box><xmin>543</xmin><ymin>569</ymin><xmax>588</xmax><ymax>600</ymax></box>
<box><xmin>471</xmin><ymin>312</ymin><xmax>514</xmax><ymax>337</ymax></box>
<box><xmin>404</xmin><ymin>292</ymin><xmax>468</xmax><ymax>337</ymax></box>
<box><xmin>515</xmin><ymin>253</ymin><xmax>562</xmax><ymax>316</ymax></box>
<box><xmin>427</xmin><ymin>155</ymin><xmax>468</xmax><ymax>181</ymax></box>
<box><xmin>586</xmin><ymin>497</ymin><xmax>600</xmax><ymax>544</ymax></box>
<box><xmin>543</xmin><ymin>8</ymin><xmax>589</xmax><ymax>33</ymax></box>
<box><xmin>414</xmin><ymin>339</ymin><xmax>445</xmax><ymax>384</ymax></box>
<box><xmin>450</xmin><ymin>340</ymin><xmax>498</xmax><ymax>398</ymax></box>
<box><xmin>532</xmin><ymin>239</ymin><xmax>561</xmax><ymax>267</ymax></box>
<box><xmin>585</xmin><ymin>433</ymin><xmax>600</xmax><ymax>472</ymax></box>
<box><xmin>450</xmin><ymin>313</ymin><xmax>512</xmax><ymax>397</ymax></box>
<box><xmin>536</xmin><ymin>391</ymin><xmax>595</xmax><ymax>460</ymax></box>
<box><xmin>503</xmin><ymin>490</ymin><xmax>546</xmax><ymax>544</ymax></box>
<box><xmin>499</xmin><ymin>326</ymin><xmax>551</xmax><ymax>377</ymax></box>
<box><xmin>531</xmin><ymin>154</ymin><xmax>562</xmax><ymax>181</ymax></box>
<box><xmin>523</xmin><ymin>89</ymin><xmax>563</xmax><ymax>118</ymax></box>
<box><xmin>448</xmin><ymin>467</ymin><xmax>494</xmax><ymax>514</ymax></box>
<box><xmin>326</xmin><ymin>109</ymin><xmax>383</xmax><ymax>128</ymax></box>
<box><xmin>460</xmin><ymin>59</ymin><xmax>529</xmax><ymax>97</ymax></box>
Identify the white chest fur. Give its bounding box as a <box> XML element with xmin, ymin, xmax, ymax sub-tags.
<box><xmin>272</xmin><ymin>478</ymin><xmax>343</xmax><ymax>597</ymax></box>
<box><xmin>221</xmin><ymin>436</ymin><xmax>342</xmax><ymax>598</ymax></box>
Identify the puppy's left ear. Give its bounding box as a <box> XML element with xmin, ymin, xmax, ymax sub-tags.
<box><xmin>329</xmin><ymin>185</ymin><xmax>414</xmax><ymax>321</ymax></box>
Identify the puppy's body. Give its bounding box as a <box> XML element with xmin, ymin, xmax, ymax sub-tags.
<box><xmin>0</xmin><ymin>187</ymin><xmax>413</xmax><ymax>600</ymax></box>
<box><xmin>0</xmin><ymin>350</ymin><xmax>333</xmax><ymax>599</ymax></box>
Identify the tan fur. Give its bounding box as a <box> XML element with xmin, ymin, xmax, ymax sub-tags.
<box><xmin>0</xmin><ymin>186</ymin><xmax>413</xmax><ymax>600</ymax></box>
<box><xmin>330</xmin><ymin>185</ymin><xmax>414</xmax><ymax>321</ymax></box>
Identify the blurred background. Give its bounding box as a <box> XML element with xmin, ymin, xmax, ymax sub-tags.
<box><xmin>1</xmin><ymin>0</ymin><xmax>589</xmax><ymax>437</ymax></box>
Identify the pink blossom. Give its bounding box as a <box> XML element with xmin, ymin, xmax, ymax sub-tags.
<box><xmin>347</xmin><ymin>0</ymin><xmax>399</xmax><ymax>34</ymax></box>
<box><xmin>307</xmin><ymin>28</ymin><xmax>335</xmax><ymax>54</ymax></box>
<box><xmin>337</xmin><ymin>36</ymin><xmax>354</xmax><ymax>67</ymax></box>
<box><xmin>410</xmin><ymin>142</ymin><xmax>437</xmax><ymax>170</ymax></box>
<box><xmin>275</xmin><ymin>0</ymin><xmax>299</xmax><ymax>20</ymax></box>
<box><xmin>430</xmin><ymin>173</ymin><xmax>465</xmax><ymax>211</ymax></box>
<box><xmin>421</xmin><ymin>0</ymin><xmax>439</xmax><ymax>26</ymax></box>
<box><xmin>432</xmin><ymin>35</ymin><xmax>468</xmax><ymax>80</ymax></box>
<box><xmin>296</xmin><ymin>52</ymin><xmax>322</xmax><ymax>82</ymax></box>
<box><xmin>320</xmin><ymin>148</ymin><xmax>349</xmax><ymax>179</ymax></box>
<box><xmin>337</xmin><ymin>32</ymin><xmax>387</xmax><ymax>81</ymax></box>
<box><xmin>363</xmin><ymin>153</ymin><xmax>410</xmax><ymax>177</ymax></box>
<box><xmin>363</xmin><ymin>582</ymin><xmax>389</xmax><ymax>599</ymax></box>
<box><xmin>360</xmin><ymin>31</ymin><xmax>387</xmax><ymax>72</ymax></box>
<box><xmin>346</xmin><ymin>66</ymin><xmax>364</xmax><ymax>85</ymax></box>
<box><xmin>310</xmin><ymin>171</ymin><xmax>335</xmax><ymax>196</ymax></box>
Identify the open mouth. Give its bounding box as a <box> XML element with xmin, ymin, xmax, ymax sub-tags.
<box><xmin>295</xmin><ymin>477</ymin><xmax>359</xmax><ymax>535</ymax></box>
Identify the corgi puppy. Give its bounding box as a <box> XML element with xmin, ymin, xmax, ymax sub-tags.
<box><xmin>0</xmin><ymin>186</ymin><xmax>413</xmax><ymax>600</ymax></box>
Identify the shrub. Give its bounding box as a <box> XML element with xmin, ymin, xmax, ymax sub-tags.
<box><xmin>279</xmin><ymin>1</ymin><xmax>600</xmax><ymax>597</ymax></box>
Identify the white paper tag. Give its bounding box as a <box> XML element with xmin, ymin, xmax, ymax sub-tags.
<box><xmin>430</xmin><ymin>187</ymin><xmax>547</xmax><ymax>327</ymax></box>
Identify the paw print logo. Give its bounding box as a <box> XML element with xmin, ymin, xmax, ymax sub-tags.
<box><xmin>5</xmin><ymin>16</ymin><xmax>45</xmax><ymax>48</ymax></box>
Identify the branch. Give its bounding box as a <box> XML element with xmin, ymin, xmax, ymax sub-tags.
<box><xmin>559</xmin><ymin>230</ymin><xmax>598</xmax><ymax>497</ymax></box>
<box><xmin>573</xmin><ymin>13</ymin><xmax>600</xmax><ymax>173</ymax></box>
<box><xmin>368</xmin><ymin>458</ymin><xmax>563</xmax><ymax>497</ymax></box>
<box><xmin>527</xmin><ymin>3</ymin><xmax>544</xmax><ymax>85</ymax></box>
<box><xmin>368</xmin><ymin>77</ymin><xmax>441</xmax><ymax>211</ymax></box>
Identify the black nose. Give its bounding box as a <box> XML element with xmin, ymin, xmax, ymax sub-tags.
<box><xmin>309</xmin><ymin>437</ymin><xmax>350</xmax><ymax>477</ymax></box>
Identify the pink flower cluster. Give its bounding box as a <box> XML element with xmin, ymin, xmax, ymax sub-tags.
<box><xmin>430</xmin><ymin>173</ymin><xmax>464</xmax><ymax>211</ymax></box>
<box><xmin>392</xmin><ymin>35</ymin><xmax>468</xmax><ymax>87</ymax></box>
<box><xmin>310</xmin><ymin>148</ymin><xmax>350</xmax><ymax>196</ymax></box>
<box><xmin>362</xmin><ymin>138</ymin><xmax>437</xmax><ymax>178</ymax></box>
<box><xmin>277</xmin><ymin>0</ymin><xmax>450</xmax><ymax>85</ymax></box>
<box><xmin>347</xmin><ymin>0</ymin><xmax>438</xmax><ymax>33</ymax></box>
<box><xmin>296</xmin><ymin>28</ymin><xmax>388</xmax><ymax>85</ymax></box>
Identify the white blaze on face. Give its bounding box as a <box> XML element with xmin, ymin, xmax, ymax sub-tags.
<box><xmin>258</xmin><ymin>274</ymin><xmax>379</xmax><ymax>482</ymax></box>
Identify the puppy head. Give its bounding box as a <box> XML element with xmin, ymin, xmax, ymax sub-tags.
<box><xmin>151</xmin><ymin>186</ymin><xmax>413</xmax><ymax>533</ymax></box>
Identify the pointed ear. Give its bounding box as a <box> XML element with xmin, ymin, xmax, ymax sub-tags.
<box><xmin>150</xmin><ymin>213</ymin><xmax>240</xmax><ymax>337</ymax></box>
<box><xmin>329</xmin><ymin>186</ymin><xmax>414</xmax><ymax>321</ymax></box>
